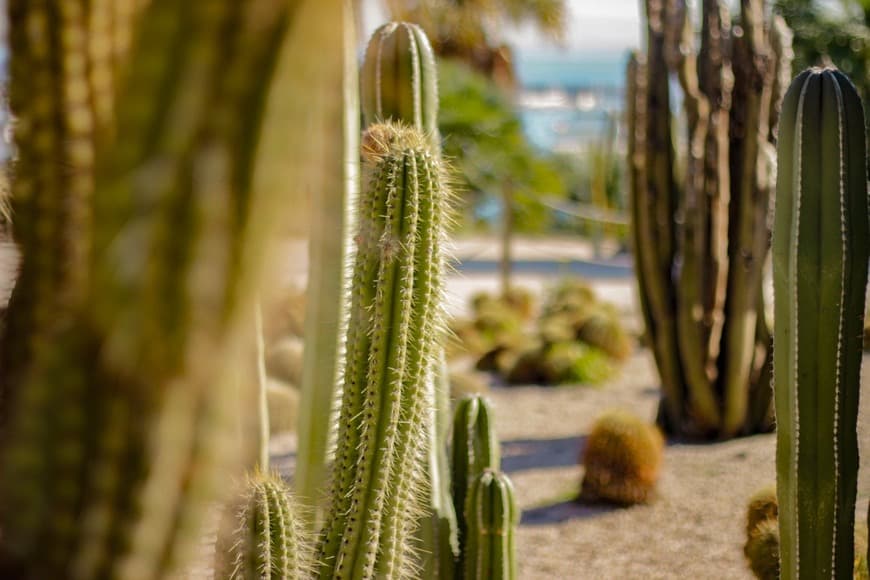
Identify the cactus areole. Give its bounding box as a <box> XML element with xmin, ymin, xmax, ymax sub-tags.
<box><xmin>773</xmin><ymin>67</ymin><xmax>868</xmax><ymax>580</ymax></box>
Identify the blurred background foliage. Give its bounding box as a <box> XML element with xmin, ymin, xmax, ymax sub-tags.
<box><xmin>776</xmin><ymin>0</ymin><xmax>869</xmax><ymax>106</ymax></box>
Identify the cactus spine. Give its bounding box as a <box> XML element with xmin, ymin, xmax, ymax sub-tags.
<box><xmin>773</xmin><ymin>68</ymin><xmax>868</xmax><ymax>580</ymax></box>
<box><xmin>463</xmin><ymin>469</ymin><xmax>518</xmax><ymax>580</ymax></box>
<box><xmin>0</xmin><ymin>0</ymin><xmax>354</xmax><ymax>575</ymax></box>
<box><xmin>316</xmin><ymin>122</ymin><xmax>449</xmax><ymax>579</ymax></box>
<box><xmin>217</xmin><ymin>472</ymin><xmax>312</xmax><ymax>580</ymax></box>
<box><xmin>360</xmin><ymin>21</ymin><xmax>457</xmax><ymax>576</ymax></box>
<box><xmin>628</xmin><ymin>0</ymin><xmax>793</xmax><ymax>437</ymax></box>
<box><xmin>451</xmin><ymin>395</ymin><xmax>501</xmax><ymax>574</ymax></box>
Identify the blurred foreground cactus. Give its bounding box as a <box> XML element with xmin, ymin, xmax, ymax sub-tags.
<box><xmin>0</xmin><ymin>0</ymin><xmax>349</xmax><ymax>577</ymax></box>
<box><xmin>628</xmin><ymin>0</ymin><xmax>793</xmax><ymax>437</ymax></box>
<box><xmin>316</xmin><ymin>122</ymin><xmax>450</xmax><ymax>578</ymax></box>
<box><xmin>772</xmin><ymin>68</ymin><xmax>868</xmax><ymax>580</ymax></box>
<box><xmin>579</xmin><ymin>410</ymin><xmax>664</xmax><ymax>505</ymax></box>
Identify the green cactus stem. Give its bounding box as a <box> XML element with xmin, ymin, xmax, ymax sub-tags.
<box><xmin>361</xmin><ymin>21</ymin><xmax>438</xmax><ymax>144</ymax></box>
<box><xmin>295</xmin><ymin>0</ymin><xmax>358</xmax><ymax>520</ymax></box>
<box><xmin>316</xmin><ymin>122</ymin><xmax>450</xmax><ymax>579</ymax></box>
<box><xmin>359</xmin><ymin>21</ymin><xmax>457</xmax><ymax>575</ymax></box>
<box><xmin>0</xmin><ymin>0</ymin><xmax>352</xmax><ymax>576</ymax></box>
<box><xmin>451</xmin><ymin>394</ymin><xmax>501</xmax><ymax>575</ymax></box>
<box><xmin>463</xmin><ymin>469</ymin><xmax>518</xmax><ymax>580</ymax></box>
<box><xmin>773</xmin><ymin>67</ymin><xmax>868</xmax><ymax>580</ymax></box>
<box><xmin>216</xmin><ymin>472</ymin><xmax>312</xmax><ymax>579</ymax></box>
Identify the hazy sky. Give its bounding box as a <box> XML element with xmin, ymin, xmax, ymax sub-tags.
<box><xmin>362</xmin><ymin>0</ymin><xmax>643</xmax><ymax>53</ymax></box>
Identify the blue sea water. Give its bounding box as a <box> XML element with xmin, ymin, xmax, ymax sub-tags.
<box><xmin>513</xmin><ymin>50</ymin><xmax>631</xmax><ymax>152</ymax></box>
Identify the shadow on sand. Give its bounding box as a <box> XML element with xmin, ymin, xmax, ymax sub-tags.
<box><xmin>521</xmin><ymin>498</ymin><xmax>619</xmax><ymax>526</ymax></box>
<box><xmin>500</xmin><ymin>435</ymin><xmax>586</xmax><ymax>473</ymax></box>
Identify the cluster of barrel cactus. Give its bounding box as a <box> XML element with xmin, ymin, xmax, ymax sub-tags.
<box><xmin>628</xmin><ymin>0</ymin><xmax>793</xmax><ymax>438</ymax></box>
<box><xmin>772</xmin><ymin>67</ymin><xmax>868</xmax><ymax>580</ymax></box>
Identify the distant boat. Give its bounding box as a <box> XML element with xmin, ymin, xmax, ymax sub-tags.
<box><xmin>517</xmin><ymin>89</ymin><xmax>571</xmax><ymax>110</ymax></box>
<box><xmin>575</xmin><ymin>92</ymin><xmax>598</xmax><ymax>111</ymax></box>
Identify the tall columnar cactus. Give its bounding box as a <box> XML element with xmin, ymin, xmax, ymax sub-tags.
<box><xmin>359</xmin><ymin>21</ymin><xmax>457</xmax><ymax>575</ymax></box>
<box><xmin>0</xmin><ymin>0</ymin><xmax>349</xmax><ymax>576</ymax></box>
<box><xmin>772</xmin><ymin>68</ymin><xmax>868</xmax><ymax>580</ymax></box>
<box><xmin>216</xmin><ymin>472</ymin><xmax>312</xmax><ymax>579</ymax></box>
<box><xmin>451</xmin><ymin>394</ymin><xmax>501</xmax><ymax>574</ymax></box>
<box><xmin>316</xmin><ymin>122</ymin><xmax>450</xmax><ymax>579</ymax></box>
<box><xmin>628</xmin><ymin>0</ymin><xmax>793</xmax><ymax>438</ymax></box>
<box><xmin>463</xmin><ymin>469</ymin><xmax>518</xmax><ymax>580</ymax></box>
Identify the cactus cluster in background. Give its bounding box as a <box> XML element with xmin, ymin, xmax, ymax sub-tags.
<box><xmin>579</xmin><ymin>410</ymin><xmax>664</xmax><ymax>505</ymax></box>
<box><xmin>628</xmin><ymin>0</ymin><xmax>793</xmax><ymax>438</ymax></box>
<box><xmin>772</xmin><ymin>67</ymin><xmax>868</xmax><ymax>580</ymax></box>
<box><xmin>451</xmin><ymin>279</ymin><xmax>630</xmax><ymax>387</ymax></box>
<box><xmin>215</xmin><ymin>472</ymin><xmax>313</xmax><ymax>579</ymax></box>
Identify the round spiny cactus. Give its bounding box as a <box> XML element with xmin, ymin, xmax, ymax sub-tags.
<box><xmin>579</xmin><ymin>410</ymin><xmax>664</xmax><ymax>505</ymax></box>
<box><xmin>745</xmin><ymin>518</ymin><xmax>780</xmax><ymax>580</ymax></box>
<box><xmin>745</xmin><ymin>486</ymin><xmax>778</xmax><ymax>537</ymax></box>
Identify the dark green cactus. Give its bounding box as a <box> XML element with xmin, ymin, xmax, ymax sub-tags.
<box><xmin>628</xmin><ymin>0</ymin><xmax>793</xmax><ymax>438</ymax></box>
<box><xmin>773</xmin><ymin>67</ymin><xmax>868</xmax><ymax>580</ymax></box>
<box><xmin>463</xmin><ymin>469</ymin><xmax>518</xmax><ymax>580</ymax></box>
<box><xmin>361</xmin><ymin>21</ymin><xmax>438</xmax><ymax>143</ymax></box>
<box><xmin>0</xmin><ymin>0</ymin><xmax>346</xmax><ymax>576</ymax></box>
<box><xmin>451</xmin><ymin>394</ymin><xmax>501</xmax><ymax>575</ymax></box>
<box><xmin>216</xmin><ymin>472</ymin><xmax>312</xmax><ymax>579</ymax></box>
<box><xmin>316</xmin><ymin>122</ymin><xmax>450</xmax><ymax>579</ymax></box>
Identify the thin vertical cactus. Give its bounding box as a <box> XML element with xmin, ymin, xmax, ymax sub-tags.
<box><xmin>628</xmin><ymin>0</ymin><xmax>793</xmax><ymax>438</ymax></box>
<box><xmin>451</xmin><ymin>394</ymin><xmax>501</xmax><ymax>575</ymax></box>
<box><xmin>359</xmin><ymin>21</ymin><xmax>457</xmax><ymax>575</ymax></box>
<box><xmin>295</xmin><ymin>0</ymin><xmax>358</xmax><ymax>518</ymax></box>
<box><xmin>0</xmin><ymin>0</ymin><xmax>350</xmax><ymax>576</ymax></box>
<box><xmin>463</xmin><ymin>469</ymin><xmax>518</xmax><ymax>580</ymax></box>
<box><xmin>773</xmin><ymin>68</ymin><xmax>868</xmax><ymax>580</ymax></box>
<box><xmin>216</xmin><ymin>472</ymin><xmax>312</xmax><ymax>580</ymax></box>
<box><xmin>317</xmin><ymin>122</ymin><xmax>450</xmax><ymax>579</ymax></box>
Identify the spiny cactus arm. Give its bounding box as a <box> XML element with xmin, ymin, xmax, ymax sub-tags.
<box><xmin>317</xmin><ymin>125</ymin><xmax>448</xmax><ymax>579</ymax></box>
<box><xmin>463</xmin><ymin>470</ymin><xmax>518</xmax><ymax>580</ymax></box>
<box><xmin>361</xmin><ymin>21</ymin><xmax>439</xmax><ymax>142</ymax></box>
<box><xmin>697</xmin><ymin>0</ymin><xmax>732</xmax><ymax>398</ymax></box>
<box><xmin>666</xmin><ymin>0</ymin><xmax>722</xmax><ymax>431</ymax></box>
<box><xmin>720</xmin><ymin>0</ymin><xmax>780</xmax><ymax>437</ymax></box>
<box><xmin>773</xmin><ymin>68</ymin><xmax>868</xmax><ymax>580</ymax></box>
<box><xmin>217</xmin><ymin>472</ymin><xmax>313</xmax><ymax>580</ymax></box>
<box><xmin>295</xmin><ymin>0</ymin><xmax>358</xmax><ymax>519</ymax></box>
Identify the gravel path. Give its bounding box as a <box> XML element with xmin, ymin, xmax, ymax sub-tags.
<box><xmin>486</xmin><ymin>351</ymin><xmax>870</xmax><ymax>580</ymax></box>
